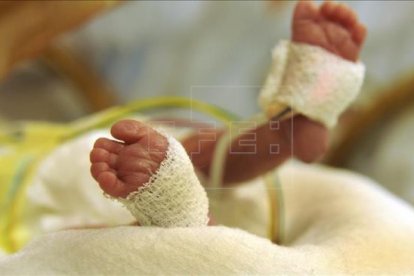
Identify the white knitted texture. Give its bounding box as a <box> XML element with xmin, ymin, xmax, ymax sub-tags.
<box><xmin>118</xmin><ymin>135</ymin><xmax>209</xmax><ymax>227</ymax></box>
<box><xmin>259</xmin><ymin>40</ymin><xmax>365</xmax><ymax>128</ymax></box>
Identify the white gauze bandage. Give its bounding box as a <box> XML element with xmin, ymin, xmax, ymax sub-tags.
<box><xmin>117</xmin><ymin>135</ymin><xmax>209</xmax><ymax>227</ymax></box>
<box><xmin>259</xmin><ymin>40</ymin><xmax>365</xmax><ymax>128</ymax></box>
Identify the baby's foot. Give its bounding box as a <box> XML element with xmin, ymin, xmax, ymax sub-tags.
<box><xmin>292</xmin><ymin>0</ymin><xmax>367</xmax><ymax>62</ymax></box>
<box><xmin>90</xmin><ymin>119</ymin><xmax>210</xmax><ymax>227</ymax></box>
<box><xmin>90</xmin><ymin>120</ymin><xmax>168</xmax><ymax>198</ymax></box>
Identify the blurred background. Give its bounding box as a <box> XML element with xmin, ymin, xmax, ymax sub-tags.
<box><xmin>1</xmin><ymin>1</ymin><xmax>414</xmax><ymax>205</ymax></box>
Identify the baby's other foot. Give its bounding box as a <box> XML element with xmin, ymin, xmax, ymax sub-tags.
<box><xmin>90</xmin><ymin>120</ymin><xmax>168</xmax><ymax>198</ymax></box>
<box><xmin>292</xmin><ymin>0</ymin><xmax>367</xmax><ymax>62</ymax></box>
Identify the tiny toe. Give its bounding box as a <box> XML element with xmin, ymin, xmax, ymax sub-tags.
<box><xmin>97</xmin><ymin>171</ymin><xmax>129</xmax><ymax>198</ymax></box>
<box><xmin>322</xmin><ymin>2</ymin><xmax>358</xmax><ymax>29</ymax></box>
<box><xmin>293</xmin><ymin>0</ymin><xmax>319</xmax><ymax>22</ymax></box>
<box><xmin>341</xmin><ymin>7</ymin><xmax>357</xmax><ymax>28</ymax></box>
<box><xmin>94</xmin><ymin>137</ymin><xmax>123</xmax><ymax>154</ymax></box>
<box><xmin>90</xmin><ymin>148</ymin><xmax>118</xmax><ymax>168</ymax></box>
<box><xmin>352</xmin><ymin>23</ymin><xmax>367</xmax><ymax>45</ymax></box>
<box><xmin>331</xmin><ymin>3</ymin><xmax>353</xmax><ymax>26</ymax></box>
<box><xmin>91</xmin><ymin>162</ymin><xmax>114</xmax><ymax>181</ymax></box>
<box><xmin>321</xmin><ymin>1</ymin><xmax>337</xmax><ymax>18</ymax></box>
<box><xmin>111</xmin><ymin>120</ymin><xmax>151</xmax><ymax>144</ymax></box>
<box><xmin>337</xmin><ymin>39</ymin><xmax>359</xmax><ymax>62</ymax></box>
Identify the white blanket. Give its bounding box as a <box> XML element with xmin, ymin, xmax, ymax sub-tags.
<box><xmin>1</xmin><ymin>158</ymin><xmax>414</xmax><ymax>274</ymax></box>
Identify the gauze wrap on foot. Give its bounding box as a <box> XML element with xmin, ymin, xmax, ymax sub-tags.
<box><xmin>259</xmin><ymin>40</ymin><xmax>365</xmax><ymax>128</ymax></box>
<box><xmin>117</xmin><ymin>135</ymin><xmax>209</xmax><ymax>227</ymax></box>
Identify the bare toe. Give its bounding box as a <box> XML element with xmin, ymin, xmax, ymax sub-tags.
<box><xmin>111</xmin><ymin>120</ymin><xmax>152</xmax><ymax>144</ymax></box>
<box><xmin>91</xmin><ymin>162</ymin><xmax>114</xmax><ymax>181</ymax></box>
<box><xmin>332</xmin><ymin>3</ymin><xmax>352</xmax><ymax>26</ymax></box>
<box><xmin>90</xmin><ymin>148</ymin><xmax>118</xmax><ymax>168</ymax></box>
<box><xmin>322</xmin><ymin>2</ymin><xmax>347</xmax><ymax>26</ymax></box>
<box><xmin>352</xmin><ymin>23</ymin><xmax>367</xmax><ymax>45</ymax></box>
<box><xmin>96</xmin><ymin>171</ymin><xmax>129</xmax><ymax>198</ymax></box>
<box><xmin>337</xmin><ymin>4</ymin><xmax>357</xmax><ymax>28</ymax></box>
<box><xmin>321</xmin><ymin>1</ymin><xmax>337</xmax><ymax>18</ymax></box>
<box><xmin>293</xmin><ymin>0</ymin><xmax>319</xmax><ymax>22</ymax></box>
<box><xmin>111</xmin><ymin>119</ymin><xmax>168</xmax><ymax>159</ymax></box>
<box><xmin>94</xmin><ymin>137</ymin><xmax>123</xmax><ymax>154</ymax></box>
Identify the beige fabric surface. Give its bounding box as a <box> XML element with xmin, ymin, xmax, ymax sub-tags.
<box><xmin>1</xmin><ymin>156</ymin><xmax>414</xmax><ymax>274</ymax></box>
